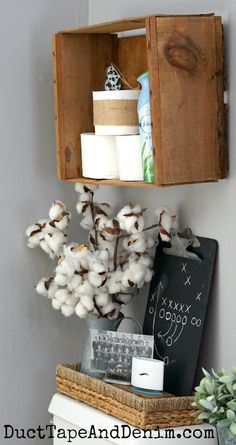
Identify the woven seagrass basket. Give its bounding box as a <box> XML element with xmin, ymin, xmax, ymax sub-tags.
<box><xmin>56</xmin><ymin>363</ymin><xmax>200</xmax><ymax>430</ymax></box>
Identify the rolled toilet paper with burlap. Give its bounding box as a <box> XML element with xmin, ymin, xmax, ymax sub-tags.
<box><xmin>93</xmin><ymin>90</ymin><xmax>140</xmax><ymax>135</ymax></box>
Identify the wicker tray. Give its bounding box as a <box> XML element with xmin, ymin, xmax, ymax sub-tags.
<box><xmin>56</xmin><ymin>364</ymin><xmax>200</xmax><ymax>430</ymax></box>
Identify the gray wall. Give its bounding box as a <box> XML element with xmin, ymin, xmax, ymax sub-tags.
<box><xmin>0</xmin><ymin>0</ymin><xmax>88</xmax><ymax>440</ymax></box>
<box><xmin>89</xmin><ymin>0</ymin><xmax>236</xmax><ymax>372</ymax></box>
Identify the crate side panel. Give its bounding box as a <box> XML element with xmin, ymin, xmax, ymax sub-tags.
<box><xmin>146</xmin><ymin>17</ymin><xmax>162</xmax><ymax>185</ymax></box>
<box><xmin>215</xmin><ymin>18</ymin><xmax>228</xmax><ymax>178</ymax></box>
<box><xmin>54</xmin><ymin>33</ymin><xmax>115</xmax><ymax>179</ymax></box>
<box><xmin>53</xmin><ymin>34</ymin><xmax>64</xmax><ymax>179</ymax></box>
<box><xmin>156</xmin><ymin>16</ymin><xmax>219</xmax><ymax>185</ymax></box>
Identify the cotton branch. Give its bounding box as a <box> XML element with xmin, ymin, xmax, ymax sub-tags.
<box><xmin>26</xmin><ymin>185</ymin><xmax>178</xmax><ymax>320</ymax></box>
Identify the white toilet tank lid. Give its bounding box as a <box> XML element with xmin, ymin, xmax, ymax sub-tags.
<box><xmin>49</xmin><ymin>393</ymin><xmax>217</xmax><ymax>445</ymax></box>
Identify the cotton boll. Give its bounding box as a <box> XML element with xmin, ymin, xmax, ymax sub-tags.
<box><xmin>26</xmin><ymin>224</ymin><xmax>44</xmax><ymax>248</ymax></box>
<box><xmin>123</xmin><ymin>215</ymin><xmax>138</xmax><ymax>233</ymax></box>
<box><xmin>75</xmin><ymin>301</ymin><xmax>89</xmax><ymax>319</ymax></box>
<box><xmin>137</xmin><ymin>254</ymin><xmax>153</xmax><ymax>268</ymax></box>
<box><xmin>117</xmin><ymin>204</ymin><xmax>145</xmax><ymax>234</ymax></box>
<box><xmin>116</xmin><ymin>205</ymin><xmax>131</xmax><ymax>227</ymax></box>
<box><xmin>75</xmin><ymin>183</ymin><xmax>87</xmax><ymax>194</ymax></box>
<box><xmin>98</xmin><ymin>249</ymin><xmax>109</xmax><ymax>264</ymax></box>
<box><xmin>127</xmin><ymin>233</ymin><xmax>147</xmax><ymax>253</ymax></box>
<box><xmin>65</xmin><ymin>243</ymin><xmax>90</xmax><ymax>262</ymax></box>
<box><xmin>107</xmin><ymin>271</ymin><xmax>122</xmax><ymax>294</ymax></box>
<box><xmin>44</xmin><ymin>221</ymin><xmax>59</xmax><ymax>235</ymax></box>
<box><xmin>54</xmin><ymin>273</ymin><xmax>69</xmax><ymax>286</ymax></box>
<box><xmin>160</xmin><ymin>211</ymin><xmax>173</xmax><ymax>230</ymax></box>
<box><xmin>95</xmin><ymin>203</ymin><xmax>113</xmax><ymax>218</ymax></box>
<box><xmin>131</xmin><ymin>216</ymin><xmax>145</xmax><ymax>234</ymax></box>
<box><xmin>68</xmin><ymin>274</ymin><xmax>82</xmax><ymax>292</ymax></box>
<box><xmin>144</xmin><ymin>268</ymin><xmax>153</xmax><ymax>283</ymax></box>
<box><xmin>76</xmin><ymin>201</ymin><xmax>84</xmax><ymax>214</ymax></box>
<box><xmin>95</xmin><ymin>292</ymin><xmax>109</xmax><ymax>306</ymax></box>
<box><xmin>36</xmin><ymin>277</ymin><xmax>53</xmax><ymax>297</ymax></box>
<box><xmin>75</xmin><ymin>183</ymin><xmax>98</xmax><ymax>195</ymax></box>
<box><xmin>101</xmin><ymin>302</ymin><xmax>120</xmax><ymax>320</ymax></box>
<box><xmin>54</xmin><ymin>213</ymin><xmax>70</xmax><ymax>231</ymax></box>
<box><xmin>54</xmin><ymin>288</ymin><xmax>70</xmax><ymax>304</ymax></box>
<box><xmin>26</xmin><ymin>223</ymin><xmax>40</xmax><ymax>238</ymax></box>
<box><xmin>61</xmin><ymin>304</ymin><xmax>75</xmax><ymax>317</ymax></box>
<box><xmin>45</xmin><ymin>231</ymin><xmax>65</xmax><ymax>254</ymax></box>
<box><xmin>95</xmin><ymin>215</ymin><xmax>108</xmax><ymax>231</ymax></box>
<box><xmin>121</xmin><ymin>270</ymin><xmax>135</xmax><ymax>288</ymax></box>
<box><xmin>88</xmin><ymin>271</ymin><xmax>106</xmax><ymax>287</ymax></box>
<box><xmin>80</xmin><ymin>295</ymin><xmax>94</xmax><ymax>312</ymax></box>
<box><xmin>122</xmin><ymin>262</ymin><xmax>146</xmax><ymax>288</ymax></box>
<box><xmin>98</xmin><ymin>240</ymin><xmax>115</xmax><ymax>258</ymax></box>
<box><xmin>48</xmin><ymin>282</ymin><xmax>58</xmax><ymax>299</ymax></box>
<box><xmin>79</xmin><ymin>192</ymin><xmax>92</xmax><ymax>203</ymax></box>
<box><xmin>52</xmin><ymin>298</ymin><xmax>62</xmax><ymax>310</ymax></box>
<box><xmin>39</xmin><ymin>240</ymin><xmax>55</xmax><ymax>258</ymax></box>
<box><xmin>89</xmin><ymin>258</ymin><xmax>107</xmax><ymax>274</ymax></box>
<box><xmin>49</xmin><ymin>200</ymin><xmax>66</xmax><ymax>220</ymax></box>
<box><xmin>66</xmin><ymin>293</ymin><xmax>78</xmax><ymax>306</ymax></box>
<box><xmin>103</xmin><ymin>219</ymin><xmax>120</xmax><ymax>240</ymax></box>
<box><xmin>129</xmin><ymin>262</ymin><xmax>146</xmax><ymax>286</ymax></box>
<box><xmin>58</xmin><ymin>257</ymin><xmax>75</xmax><ymax>277</ymax></box>
<box><xmin>155</xmin><ymin>207</ymin><xmax>178</xmax><ymax>241</ymax></box>
<box><xmin>76</xmin><ymin>201</ymin><xmax>91</xmax><ymax>215</ymax></box>
<box><xmin>55</xmin><ymin>263</ymin><xmax>66</xmax><ymax>276</ymax></box>
<box><xmin>122</xmin><ymin>237</ymin><xmax>129</xmax><ymax>251</ymax></box>
<box><xmin>80</xmin><ymin>215</ymin><xmax>93</xmax><ymax>230</ymax></box>
<box><xmin>77</xmin><ymin>281</ymin><xmax>94</xmax><ymax>298</ymax></box>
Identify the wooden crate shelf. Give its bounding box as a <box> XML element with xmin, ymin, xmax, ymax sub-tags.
<box><xmin>53</xmin><ymin>14</ymin><xmax>227</xmax><ymax>187</ymax></box>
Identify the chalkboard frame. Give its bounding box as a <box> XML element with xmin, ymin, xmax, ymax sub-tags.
<box><xmin>143</xmin><ymin>236</ymin><xmax>217</xmax><ymax>396</ymax></box>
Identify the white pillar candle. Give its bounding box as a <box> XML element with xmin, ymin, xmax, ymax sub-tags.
<box><xmin>81</xmin><ymin>133</ymin><xmax>118</xmax><ymax>179</ymax></box>
<box><xmin>116</xmin><ymin>135</ymin><xmax>143</xmax><ymax>181</ymax></box>
<box><xmin>131</xmin><ymin>357</ymin><xmax>164</xmax><ymax>391</ymax></box>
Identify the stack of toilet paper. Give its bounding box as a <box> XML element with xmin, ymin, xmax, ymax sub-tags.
<box><xmin>81</xmin><ymin>90</ymin><xmax>143</xmax><ymax>181</ymax></box>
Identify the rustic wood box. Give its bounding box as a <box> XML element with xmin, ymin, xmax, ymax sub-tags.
<box><xmin>53</xmin><ymin>14</ymin><xmax>227</xmax><ymax>187</ymax></box>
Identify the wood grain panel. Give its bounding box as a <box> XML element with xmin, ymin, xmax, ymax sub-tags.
<box><xmin>60</xmin><ymin>14</ymin><xmax>215</xmax><ymax>34</ymax></box>
<box><xmin>114</xmin><ymin>35</ymin><xmax>148</xmax><ymax>89</ymax></box>
<box><xmin>155</xmin><ymin>16</ymin><xmax>220</xmax><ymax>185</ymax></box>
<box><xmin>215</xmin><ymin>17</ymin><xmax>228</xmax><ymax>178</ymax></box>
<box><xmin>66</xmin><ymin>178</ymin><xmax>156</xmax><ymax>187</ymax></box>
<box><xmin>146</xmin><ymin>16</ymin><xmax>162</xmax><ymax>185</ymax></box>
<box><xmin>53</xmin><ymin>33</ymin><xmax>115</xmax><ymax>179</ymax></box>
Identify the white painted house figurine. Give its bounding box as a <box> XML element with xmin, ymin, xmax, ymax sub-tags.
<box><xmin>26</xmin><ymin>184</ymin><xmax>177</xmax><ymax>320</ymax></box>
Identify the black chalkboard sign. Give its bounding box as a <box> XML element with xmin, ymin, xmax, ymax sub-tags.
<box><xmin>143</xmin><ymin>235</ymin><xmax>217</xmax><ymax>396</ymax></box>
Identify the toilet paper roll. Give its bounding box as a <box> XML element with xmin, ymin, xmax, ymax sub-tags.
<box><xmin>131</xmin><ymin>357</ymin><xmax>164</xmax><ymax>391</ymax></box>
<box><xmin>81</xmin><ymin>133</ymin><xmax>119</xmax><ymax>179</ymax></box>
<box><xmin>116</xmin><ymin>135</ymin><xmax>143</xmax><ymax>181</ymax></box>
<box><xmin>93</xmin><ymin>90</ymin><xmax>140</xmax><ymax>136</ymax></box>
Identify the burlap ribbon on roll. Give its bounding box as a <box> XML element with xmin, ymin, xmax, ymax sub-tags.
<box><xmin>93</xmin><ymin>99</ymin><xmax>139</xmax><ymax>126</ymax></box>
